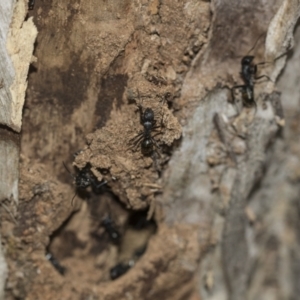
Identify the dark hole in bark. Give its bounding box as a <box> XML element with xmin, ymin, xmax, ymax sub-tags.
<box><xmin>47</xmin><ymin>190</ymin><xmax>157</xmax><ymax>282</ymax></box>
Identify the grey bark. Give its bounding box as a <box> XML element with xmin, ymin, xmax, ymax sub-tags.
<box><xmin>0</xmin><ymin>0</ymin><xmax>37</xmax><ymax>299</ymax></box>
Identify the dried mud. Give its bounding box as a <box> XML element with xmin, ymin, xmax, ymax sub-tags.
<box><xmin>74</xmin><ymin>98</ymin><xmax>181</xmax><ymax>211</ymax></box>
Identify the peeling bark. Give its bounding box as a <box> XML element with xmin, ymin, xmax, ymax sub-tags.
<box><xmin>0</xmin><ymin>1</ymin><xmax>37</xmax><ymax>299</ymax></box>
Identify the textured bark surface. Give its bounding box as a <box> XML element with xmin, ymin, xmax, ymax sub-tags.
<box><xmin>1</xmin><ymin>0</ymin><xmax>300</xmax><ymax>299</ymax></box>
<box><xmin>0</xmin><ymin>0</ymin><xmax>37</xmax><ymax>299</ymax></box>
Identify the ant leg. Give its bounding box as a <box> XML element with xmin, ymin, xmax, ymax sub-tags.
<box><xmin>152</xmin><ymin>115</ymin><xmax>164</xmax><ymax>133</ymax></box>
<box><xmin>154</xmin><ymin>150</ymin><xmax>161</xmax><ymax>159</ymax></box>
<box><xmin>129</xmin><ymin>134</ymin><xmax>144</xmax><ymax>151</ymax></box>
<box><xmin>151</xmin><ymin>134</ymin><xmax>161</xmax><ymax>150</ymax></box>
<box><xmin>152</xmin><ymin>146</ymin><xmax>161</xmax><ymax>159</ymax></box>
<box><xmin>152</xmin><ymin>125</ymin><xmax>161</xmax><ymax>132</ymax></box>
<box><xmin>154</xmin><ymin>151</ymin><xmax>161</xmax><ymax>160</ymax></box>
<box><xmin>255</xmin><ymin>53</ymin><xmax>288</xmax><ymax>66</ymax></box>
<box><xmin>231</xmin><ymin>85</ymin><xmax>245</xmax><ymax>90</ymax></box>
<box><xmin>274</xmin><ymin>50</ymin><xmax>290</xmax><ymax>61</ymax></box>
<box><xmin>96</xmin><ymin>180</ymin><xmax>107</xmax><ymax>189</ymax></box>
<box><xmin>255</xmin><ymin>61</ymin><xmax>272</xmax><ymax>67</ymax></box>
<box><xmin>255</xmin><ymin>60</ymin><xmax>276</xmax><ymax>67</ymax></box>
<box><xmin>71</xmin><ymin>191</ymin><xmax>77</xmax><ymax>206</ymax></box>
<box><xmin>231</xmin><ymin>85</ymin><xmax>246</xmax><ymax>99</ymax></box>
<box><xmin>152</xmin><ymin>131</ymin><xmax>161</xmax><ymax>137</ymax></box>
<box><xmin>254</xmin><ymin>74</ymin><xmax>273</xmax><ymax>82</ymax></box>
<box><xmin>63</xmin><ymin>161</ymin><xmax>74</xmax><ymax>177</ymax></box>
<box><xmin>255</xmin><ymin>49</ymin><xmax>290</xmax><ymax>69</ymax></box>
<box><xmin>137</xmin><ymin>104</ymin><xmax>144</xmax><ymax>123</ymax></box>
<box><xmin>133</xmin><ymin>135</ymin><xmax>144</xmax><ymax>146</ymax></box>
<box><xmin>129</xmin><ymin>131</ymin><xmax>144</xmax><ymax>143</ymax></box>
<box><xmin>90</xmin><ymin>178</ymin><xmax>107</xmax><ymax>193</ymax></box>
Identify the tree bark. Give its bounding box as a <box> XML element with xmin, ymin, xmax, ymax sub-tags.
<box><xmin>0</xmin><ymin>1</ymin><xmax>37</xmax><ymax>299</ymax></box>
<box><xmin>1</xmin><ymin>0</ymin><xmax>300</xmax><ymax>299</ymax></box>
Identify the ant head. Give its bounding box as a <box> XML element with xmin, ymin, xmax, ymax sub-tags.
<box><xmin>143</xmin><ymin>108</ymin><xmax>155</xmax><ymax>125</ymax></box>
<box><xmin>241</xmin><ymin>56</ymin><xmax>254</xmax><ymax>66</ymax></box>
<box><xmin>75</xmin><ymin>171</ymin><xmax>91</xmax><ymax>189</ymax></box>
<box><xmin>102</xmin><ymin>217</ymin><xmax>111</xmax><ymax>226</ymax></box>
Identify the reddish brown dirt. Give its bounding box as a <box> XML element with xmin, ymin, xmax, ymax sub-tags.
<box><xmin>2</xmin><ymin>156</ymin><xmax>201</xmax><ymax>299</ymax></box>
<box><xmin>74</xmin><ymin>97</ymin><xmax>181</xmax><ymax>211</ymax></box>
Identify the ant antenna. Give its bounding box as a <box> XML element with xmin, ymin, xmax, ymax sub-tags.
<box><xmin>235</xmin><ymin>32</ymin><xmax>266</xmax><ymax>59</ymax></box>
<box><xmin>71</xmin><ymin>192</ymin><xmax>77</xmax><ymax>207</ymax></box>
<box><xmin>63</xmin><ymin>162</ymin><xmax>77</xmax><ymax>206</ymax></box>
<box><xmin>245</xmin><ymin>33</ymin><xmax>290</xmax><ymax>66</ymax></box>
<box><xmin>246</xmin><ymin>32</ymin><xmax>266</xmax><ymax>56</ymax></box>
<box><xmin>273</xmin><ymin>49</ymin><xmax>290</xmax><ymax>62</ymax></box>
<box><xmin>63</xmin><ymin>161</ymin><xmax>74</xmax><ymax>178</ymax></box>
<box><xmin>96</xmin><ymin>180</ymin><xmax>107</xmax><ymax>189</ymax></box>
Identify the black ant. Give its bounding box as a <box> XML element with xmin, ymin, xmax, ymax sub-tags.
<box><xmin>63</xmin><ymin>162</ymin><xmax>107</xmax><ymax>205</ymax></box>
<box><xmin>130</xmin><ymin>101</ymin><xmax>161</xmax><ymax>157</ymax></box>
<box><xmin>45</xmin><ymin>252</ymin><xmax>66</xmax><ymax>275</ymax></box>
<box><xmin>109</xmin><ymin>244</ymin><xmax>147</xmax><ymax>280</ymax></box>
<box><xmin>102</xmin><ymin>217</ymin><xmax>121</xmax><ymax>244</ymax></box>
<box><xmin>28</xmin><ymin>0</ymin><xmax>35</xmax><ymax>10</ymax></box>
<box><xmin>230</xmin><ymin>27</ymin><xmax>292</xmax><ymax>112</ymax></box>
<box><xmin>231</xmin><ymin>55</ymin><xmax>272</xmax><ymax>110</ymax></box>
<box><xmin>110</xmin><ymin>261</ymin><xmax>133</xmax><ymax>280</ymax></box>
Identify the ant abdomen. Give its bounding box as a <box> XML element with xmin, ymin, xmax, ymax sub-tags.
<box><xmin>141</xmin><ymin>138</ymin><xmax>153</xmax><ymax>156</ymax></box>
